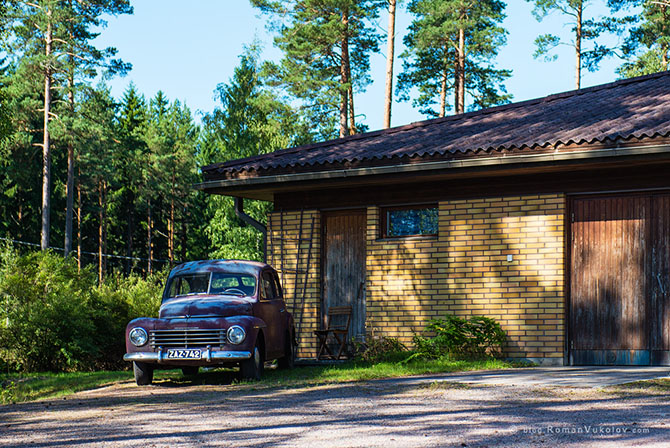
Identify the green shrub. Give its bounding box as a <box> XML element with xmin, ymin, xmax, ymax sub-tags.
<box><xmin>356</xmin><ymin>336</ymin><xmax>407</xmax><ymax>363</ymax></box>
<box><xmin>0</xmin><ymin>246</ymin><xmax>165</xmax><ymax>372</ymax></box>
<box><xmin>412</xmin><ymin>314</ymin><xmax>506</xmax><ymax>360</ymax></box>
<box><xmin>0</xmin><ymin>247</ymin><xmax>99</xmax><ymax>371</ymax></box>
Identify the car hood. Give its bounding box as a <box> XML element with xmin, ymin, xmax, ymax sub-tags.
<box><xmin>159</xmin><ymin>295</ymin><xmax>252</xmax><ymax>319</ymax></box>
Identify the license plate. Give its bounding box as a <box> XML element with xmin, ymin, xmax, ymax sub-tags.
<box><xmin>165</xmin><ymin>349</ymin><xmax>202</xmax><ymax>360</ymax></box>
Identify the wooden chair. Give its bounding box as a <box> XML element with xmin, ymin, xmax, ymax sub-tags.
<box><xmin>314</xmin><ymin>306</ymin><xmax>352</xmax><ymax>360</ymax></box>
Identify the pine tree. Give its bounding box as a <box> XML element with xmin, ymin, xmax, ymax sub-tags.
<box><xmin>251</xmin><ymin>0</ymin><xmax>382</xmax><ymax>139</ymax></box>
<box><xmin>397</xmin><ymin>0</ymin><xmax>511</xmax><ymax>117</ymax></box>
<box><xmin>527</xmin><ymin>0</ymin><xmax>630</xmax><ymax>89</ymax></box>
<box><xmin>2</xmin><ymin>0</ymin><xmax>131</xmax><ymax>252</ymax></box>
<box><xmin>614</xmin><ymin>0</ymin><xmax>670</xmax><ymax>77</ymax></box>
<box><xmin>201</xmin><ymin>48</ymin><xmax>312</xmax><ymax>261</ymax></box>
<box><xmin>116</xmin><ymin>84</ymin><xmax>148</xmax><ymax>272</ymax></box>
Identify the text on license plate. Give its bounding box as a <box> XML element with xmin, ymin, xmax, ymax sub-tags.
<box><xmin>165</xmin><ymin>349</ymin><xmax>202</xmax><ymax>360</ymax></box>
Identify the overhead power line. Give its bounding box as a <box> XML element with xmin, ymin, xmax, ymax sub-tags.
<box><xmin>0</xmin><ymin>236</ymin><xmax>176</xmax><ymax>264</ymax></box>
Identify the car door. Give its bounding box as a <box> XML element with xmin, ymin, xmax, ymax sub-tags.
<box><xmin>254</xmin><ymin>269</ymin><xmax>284</xmax><ymax>359</ymax></box>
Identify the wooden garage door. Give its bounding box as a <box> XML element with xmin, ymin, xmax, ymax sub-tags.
<box><xmin>322</xmin><ymin>210</ymin><xmax>366</xmax><ymax>342</ymax></box>
<box><xmin>570</xmin><ymin>194</ymin><xmax>670</xmax><ymax>365</ymax></box>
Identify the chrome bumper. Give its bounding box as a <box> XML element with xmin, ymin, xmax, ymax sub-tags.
<box><xmin>124</xmin><ymin>349</ymin><xmax>252</xmax><ymax>363</ymax></box>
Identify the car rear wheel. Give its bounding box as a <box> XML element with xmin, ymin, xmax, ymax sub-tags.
<box><xmin>181</xmin><ymin>366</ymin><xmax>199</xmax><ymax>376</ymax></box>
<box><xmin>133</xmin><ymin>361</ymin><xmax>154</xmax><ymax>386</ymax></box>
<box><xmin>240</xmin><ymin>340</ymin><xmax>264</xmax><ymax>380</ymax></box>
<box><xmin>278</xmin><ymin>331</ymin><xmax>295</xmax><ymax>369</ymax></box>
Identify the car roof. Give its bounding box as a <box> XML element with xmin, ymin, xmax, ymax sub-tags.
<box><xmin>168</xmin><ymin>260</ymin><xmax>270</xmax><ymax>278</ymax></box>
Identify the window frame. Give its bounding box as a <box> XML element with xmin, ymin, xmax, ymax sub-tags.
<box><xmin>380</xmin><ymin>204</ymin><xmax>439</xmax><ymax>239</ymax></box>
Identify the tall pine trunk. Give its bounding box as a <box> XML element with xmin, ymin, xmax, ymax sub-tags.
<box><xmin>575</xmin><ymin>3</ymin><xmax>582</xmax><ymax>89</ymax></box>
<box><xmin>383</xmin><ymin>0</ymin><xmax>396</xmax><ymax>129</ymax></box>
<box><xmin>339</xmin><ymin>9</ymin><xmax>350</xmax><ymax>138</ymax></box>
<box><xmin>455</xmin><ymin>27</ymin><xmax>465</xmax><ymax>114</ymax></box>
<box><xmin>41</xmin><ymin>18</ymin><xmax>53</xmax><ymax>251</ymax></box>
<box><xmin>76</xmin><ymin>166</ymin><xmax>82</xmax><ymax>271</ymax></box>
<box><xmin>661</xmin><ymin>5</ymin><xmax>668</xmax><ymax>70</ymax></box>
<box><xmin>168</xmin><ymin>171</ymin><xmax>175</xmax><ymax>265</ymax></box>
<box><xmin>180</xmin><ymin>210</ymin><xmax>187</xmax><ymax>263</ymax></box>
<box><xmin>439</xmin><ymin>68</ymin><xmax>448</xmax><ymax>118</ymax></box>
<box><xmin>125</xmin><ymin>191</ymin><xmax>135</xmax><ymax>274</ymax></box>
<box><xmin>98</xmin><ymin>180</ymin><xmax>107</xmax><ymax>283</ymax></box>
<box><xmin>64</xmin><ymin>68</ymin><xmax>75</xmax><ymax>257</ymax></box>
<box><xmin>147</xmin><ymin>198</ymin><xmax>153</xmax><ymax>275</ymax></box>
<box><xmin>348</xmin><ymin>83</ymin><xmax>356</xmax><ymax>135</ymax></box>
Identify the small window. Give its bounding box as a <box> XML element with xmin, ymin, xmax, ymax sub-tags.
<box><xmin>382</xmin><ymin>205</ymin><xmax>438</xmax><ymax>238</ymax></box>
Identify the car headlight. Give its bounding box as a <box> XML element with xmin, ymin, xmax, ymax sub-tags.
<box><xmin>227</xmin><ymin>325</ymin><xmax>246</xmax><ymax>345</ymax></box>
<box><xmin>129</xmin><ymin>327</ymin><xmax>148</xmax><ymax>347</ymax></box>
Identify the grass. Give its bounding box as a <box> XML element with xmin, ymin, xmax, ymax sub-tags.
<box><xmin>1</xmin><ymin>356</ymin><xmax>522</xmax><ymax>404</ymax></box>
<box><xmin>609</xmin><ymin>378</ymin><xmax>670</xmax><ymax>393</ymax></box>
<box><xmin>0</xmin><ymin>371</ymin><xmax>133</xmax><ymax>404</ymax></box>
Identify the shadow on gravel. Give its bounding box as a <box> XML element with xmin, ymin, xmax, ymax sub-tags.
<box><xmin>1</xmin><ymin>378</ymin><xmax>668</xmax><ymax>447</ymax></box>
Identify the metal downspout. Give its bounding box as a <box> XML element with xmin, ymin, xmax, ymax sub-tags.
<box><xmin>234</xmin><ymin>197</ymin><xmax>267</xmax><ymax>263</ymax></box>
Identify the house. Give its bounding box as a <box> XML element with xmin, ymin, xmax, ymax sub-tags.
<box><xmin>197</xmin><ymin>71</ymin><xmax>670</xmax><ymax>366</ymax></box>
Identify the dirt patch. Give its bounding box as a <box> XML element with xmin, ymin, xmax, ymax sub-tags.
<box><xmin>1</xmin><ymin>377</ymin><xmax>669</xmax><ymax>447</ymax></box>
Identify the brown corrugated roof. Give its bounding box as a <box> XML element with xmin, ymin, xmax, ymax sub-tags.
<box><xmin>202</xmin><ymin>71</ymin><xmax>670</xmax><ymax>180</ymax></box>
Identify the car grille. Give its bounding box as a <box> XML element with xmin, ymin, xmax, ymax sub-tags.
<box><xmin>150</xmin><ymin>329</ymin><xmax>226</xmax><ymax>349</ymax></box>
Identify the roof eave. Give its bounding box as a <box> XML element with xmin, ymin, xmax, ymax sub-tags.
<box><xmin>195</xmin><ymin>144</ymin><xmax>670</xmax><ymax>197</ymax></box>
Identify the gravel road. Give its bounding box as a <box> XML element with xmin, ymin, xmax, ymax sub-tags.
<box><xmin>1</xmin><ymin>375</ymin><xmax>669</xmax><ymax>447</ymax></box>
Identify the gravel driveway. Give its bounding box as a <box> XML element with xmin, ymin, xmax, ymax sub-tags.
<box><xmin>1</xmin><ymin>374</ymin><xmax>669</xmax><ymax>447</ymax></box>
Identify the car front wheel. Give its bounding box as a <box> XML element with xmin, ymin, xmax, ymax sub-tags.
<box><xmin>133</xmin><ymin>361</ymin><xmax>154</xmax><ymax>386</ymax></box>
<box><xmin>240</xmin><ymin>340</ymin><xmax>264</xmax><ymax>380</ymax></box>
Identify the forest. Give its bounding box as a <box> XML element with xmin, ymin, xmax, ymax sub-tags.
<box><xmin>0</xmin><ymin>1</ymin><xmax>668</xmax><ymax>371</ymax></box>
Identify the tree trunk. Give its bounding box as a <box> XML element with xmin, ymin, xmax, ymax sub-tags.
<box><xmin>662</xmin><ymin>5</ymin><xmax>668</xmax><ymax>71</ymax></box>
<box><xmin>440</xmin><ymin>43</ymin><xmax>449</xmax><ymax>118</ymax></box>
<box><xmin>147</xmin><ymin>198</ymin><xmax>153</xmax><ymax>275</ymax></box>
<box><xmin>439</xmin><ymin>68</ymin><xmax>448</xmax><ymax>118</ymax></box>
<box><xmin>180</xmin><ymin>209</ymin><xmax>187</xmax><ymax>263</ymax></box>
<box><xmin>125</xmin><ymin>191</ymin><xmax>134</xmax><ymax>274</ymax></box>
<box><xmin>98</xmin><ymin>180</ymin><xmax>107</xmax><ymax>283</ymax></box>
<box><xmin>455</xmin><ymin>27</ymin><xmax>465</xmax><ymax>114</ymax></box>
<box><xmin>76</xmin><ymin>166</ymin><xmax>82</xmax><ymax>271</ymax></box>
<box><xmin>575</xmin><ymin>3</ymin><xmax>582</xmax><ymax>89</ymax></box>
<box><xmin>348</xmin><ymin>84</ymin><xmax>356</xmax><ymax>135</ymax></box>
<box><xmin>168</xmin><ymin>172</ymin><xmax>175</xmax><ymax>265</ymax></box>
<box><xmin>41</xmin><ymin>18</ymin><xmax>53</xmax><ymax>251</ymax></box>
<box><xmin>64</xmin><ymin>69</ymin><xmax>75</xmax><ymax>257</ymax></box>
<box><xmin>383</xmin><ymin>0</ymin><xmax>396</xmax><ymax>129</ymax></box>
<box><xmin>339</xmin><ymin>9</ymin><xmax>350</xmax><ymax>138</ymax></box>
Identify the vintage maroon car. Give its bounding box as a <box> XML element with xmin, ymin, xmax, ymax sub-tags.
<box><xmin>123</xmin><ymin>260</ymin><xmax>296</xmax><ymax>385</ymax></box>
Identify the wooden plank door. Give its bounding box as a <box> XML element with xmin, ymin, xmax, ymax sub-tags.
<box><xmin>570</xmin><ymin>196</ymin><xmax>650</xmax><ymax>364</ymax></box>
<box><xmin>650</xmin><ymin>195</ymin><xmax>670</xmax><ymax>364</ymax></box>
<box><xmin>322</xmin><ymin>210</ymin><xmax>366</xmax><ymax>342</ymax></box>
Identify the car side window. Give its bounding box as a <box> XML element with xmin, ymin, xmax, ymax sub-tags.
<box><xmin>261</xmin><ymin>271</ymin><xmax>276</xmax><ymax>300</ymax></box>
<box><xmin>272</xmin><ymin>272</ymin><xmax>283</xmax><ymax>298</ymax></box>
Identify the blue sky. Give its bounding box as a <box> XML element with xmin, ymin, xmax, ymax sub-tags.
<box><xmin>93</xmin><ymin>1</ymin><xmax>633</xmax><ymax>131</ymax></box>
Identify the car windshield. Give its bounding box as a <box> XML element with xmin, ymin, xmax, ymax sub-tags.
<box><xmin>165</xmin><ymin>272</ymin><xmax>257</xmax><ymax>299</ymax></box>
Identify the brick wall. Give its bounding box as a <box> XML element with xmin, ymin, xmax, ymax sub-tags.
<box><xmin>267</xmin><ymin>195</ymin><xmax>566</xmax><ymax>363</ymax></box>
<box><xmin>366</xmin><ymin>194</ymin><xmax>566</xmax><ymax>364</ymax></box>
<box><xmin>267</xmin><ymin>210</ymin><xmax>321</xmax><ymax>358</ymax></box>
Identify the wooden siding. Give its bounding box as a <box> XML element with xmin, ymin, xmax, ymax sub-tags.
<box><xmin>570</xmin><ymin>193</ymin><xmax>670</xmax><ymax>365</ymax></box>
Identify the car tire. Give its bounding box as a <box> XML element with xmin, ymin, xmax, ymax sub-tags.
<box><xmin>240</xmin><ymin>340</ymin><xmax>264</xmax><ymax>381</ymax></box>
<box><xmin>133</xmin><ymin>361</ymin><xmax>154</xmax><ymax>386</ymax></box>
<box><xmin>181</xmin><ymin>366</ymin><xmax>199</xmax><ymax>376</ymax></box>
<box><xmin>278</xmin><ymin>331</ymin><xmax>295</xmax><ymax>369</ymax></box>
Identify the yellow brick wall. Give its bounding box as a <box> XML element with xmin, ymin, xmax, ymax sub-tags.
<box><xmin>267</xmin><ymin>210</ymin><xmax>321</xmax><ymax>358</ymax></box>
<box><xmin>366</xmin><ymin>194</ymin><xmax>566</xmax><ymax>363</ymax></box>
